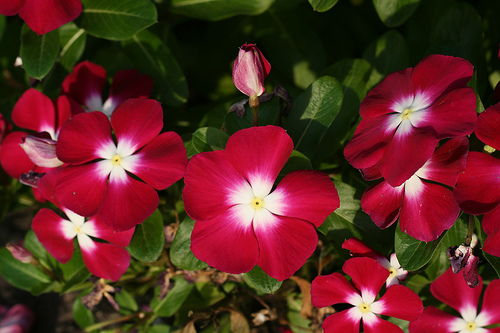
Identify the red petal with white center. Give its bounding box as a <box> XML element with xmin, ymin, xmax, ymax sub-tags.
<box><xmin>372</xmin><ymin>284</ymin><xmax>423</xmax><ymax>320</ymax></box>
<box><xmin>98</xmin><ymin>170</ymin><xmax>158</xmax><ymax>231</ymax></box>
<box><xmin>408</xmin><ymin>307</ymin><xmax>459</xmax><ymax>333</ymax></box>
<box><xmin>0</xmin><ymin>132</ymin><xmax>35</xmax><ymax>178</ymax></box>
<box><xmin>343</xmin><ymin>114</ymin><xmax>399</xmax><ymax>169</ymax></box>
<box><xmin>342</xmin><ymin>237</ymin><xmax>384</xmax><ymax>261</ymax></box>
<box><xmin>56</xmin><ymin>111</ymin><xmax>113</xmax><ymax>164</ymax></box>
<box><xmin>54</xmin><ymin>95</ymin><xmax>84</xmax><ymax>133</ymax></box>
<box><xmin>311</xmin><ymin>272</ymin><xmax>360</xmax><ymax>307</ymax></box>
<box><xmin>103</xmin><ymin>70</ymin><xmax>154</xmax><ymax>115</ymax></box>
<box><xmin>32</xmin><ymin>208</ymin><xmax>75</xmax><ymax>263</ymax></box>
<box><xmin>400</xmin><ymin>177</ymin><xmax>459</xmax><ymax>242</ymax></box>
<box><xmin>479</xmin><ymin>279</ymin><xmax>500</xmax><ymax>326</ymax></box>
<box><xmin>0</xmin><ymin>0</ymin><xmax>23</xmax><ymax>15</ymax></box>
<box><xmin>18</xmin><ymin>0</ymin><xmax>82</xmax><ymax>35</ymax></box>
<box><xmin>123</xmin><ymin>132</ymin><xmax>187</xmax><ymax>190</ymax></box>
<box><xmin>225</xmin><ymin>126</ymin><xmax>293</xmax><ymax>197</ymax></box>
<box><xmin>359</xmin><ymin>68</ymin><xmax>414</xmax><ymax>119</ymax></box>
<box><xmin>55</xmin><ymin>163</ymin><xmax>109</xmax><ymax>217</ymax></box>
<box><xmin>377</xmin><ymin>122</ymin><xmax>437</xmax><ymax>187</ymax></box>
<box><xmin>454</xmin><ymin>151</ymin><xmax>500</xmax><ymax>215</ymax></box>
<box><xmin>12</xmin><ymin>89</ymin><xmax>56</xmax><ymax>134</ymax></box>
<box><xmin>361</xmin><ymin>180</ymin><xmax>403</xmax><ymax>229</ymax></box>
<box><xmin>430</xmin><ymin>267</ymin><xmax>482</xmax><ymax>316</ymax></box>
<box><xmin>61</xmin><ymin>61</ymin><xmax>106</xmax><ymax>108</ymax></box>
<box><xmin>191</xmin><ymin>205</ymin><xmax>259</xmax><ymax>274</ymax></box>
<box><xmin>476</xmin><ymin>103</ymin><xmax>500</xmax><ymax>150</ymax></box>
<box><xmin>78</xmin><ymin>234</ymin><xmax>130</xmax><ymax>281</ymax></box>
<box><xmin>253</xmin><ymin>211</ymin><xmax>318</xmax><ymax>281</ymax></box>
<box><xmin>183</xmin><ymin>150</ymin><xmax>251</xmax><ymax>221</ymax></box>
<box><xmin>411</xmin><ymin>54</ymin><xmax>473</xmax><ymax>103</ymax></box>
<box><xmin>416</xmin><ymin>136</ymin><xmax>469</xmax><ymax>187</ymax></box>
<box><xmin>264</xmin><ymin>170</ymin><xmax>339</xmax><ymax>227</ymax></box>
<box><xmin>362</xmin><ymin>314</ymin><xmax>404</xmax><ymax>333</ymax></box>
<box><xmin>111</xmin><ymin>99</ymin><xmax>163</xmax><ymax>155</ymax></box>
<box><xmin>82</xmin><ymin>216</ymin><xmax>135</xmax><ymax>247</ymax></box>
<box><xmin>321</xmin><ymin>310</ymin><xmax>361</xmax><ymax>333</ymax></box>
<box><xmin>343</xmin><ymin>257</ymin><xmax>388</xmax><ymax>302</ymax></box>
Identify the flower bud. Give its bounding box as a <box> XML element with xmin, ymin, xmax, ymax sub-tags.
<box><xmin>232</xmin><ymin>44</ymin><xmax>271</xmax><ymax>98</ymax></box>
<box><xmin>6</xmin><ymin>243</ymin><xmax>34</xmax><ymax>264</ymax></box>
<box><xmin>20</xmin><ymin>133</ymin><xmax>63</xmax><ymax>168</ymax></box>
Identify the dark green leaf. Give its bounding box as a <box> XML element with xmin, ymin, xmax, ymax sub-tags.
<box><xmin>373</xmin><ymin>0</ymin><xmax>421</xmax><ymax>27</ymax></box>
<box><xmin>20</xmin><ymin>25</ymin><xmax>60</xmax><ymax>80</ymax></box>
<box><xmin>115</xmin><ymin>288</ymin><xmax>139</xmax><ymax>313</ymax></box>
<box><xmin>0</xmin><ymin>247</ymin><xmax>51</xmax><ymax>292</ymax></box>
<box><xmin>244</xmin><ymin>266</ymin><xmax>282</xmax><ymax>294</ymax></box>
<box><xmin>60</xmin><ymin>245</ymin><xmax>91</xmax><ymax>293</ymax></box>
<box><xmin>308</xmin><ymin>0</ymin><xmax>339</xmax><ymax>12</ymax></box>
<box><xmin>285</xmin><ymin>76</ymin><xmax>343</xmax><ymax>159</ymax></box>
<box><xmin>78</xmin><ymin>0</ymin><xmax>157</xmax><ymax>41</ymax></box>
<box><xmin>59</xmin><ymin>22</ymin><xmax>87</xmax><ymax>71</ymax></box>
<box><xmin>122</xmin><ymin>30</ymin><xmax>188</xmax><ymax>107</ymax></box>
<box><xmin>24</xmin><ymin>229</ymin><xmax>48</xmax><ymax>260</ymax></box>
<box><xmin>170</xmin><ymin>216</ymin><xmax>208</xmax><ymax>271</ymax></box>
<box><xmin>483</xmin><ymin>251</ymin><xmax>500</xmax><ymax>279</ymax></box>
<box><xmin>191</xmin><ymin>127</ymin><xmax>229</xmax><ymax>155</ymax></box>
<box><xmin>395</xmin><ymin>224</ymin><xmax>444</xmax><ymax>271</ymax></box>
<box><xmin>278</xmin><ymin>150</ymin><xmax>313</xmax><ymax>183</ymax></box>
<box><xmin>73</xmin><ymin>290</ymin><xmax>96</xmax><ymax>330</ymax></box>
<box><xmin>170</xmin><ymin>0</ymin><xmax>274</xmax><ymax>21</ymax></box>
<box><xmin>224</xmin><ymin>97</ymin><xmax>280</xmax><ymax>136</ymax></box>
<box><xmin>127</xmin><ymin>209</ymin><xmax>165</xmax><ymax>262</ymax></box>
<box><xmin>151</xmin><ymin>275</ymin><xmax>194</xmax><ymax>317</ymax></box>
<box><xmin>149</xmin><ymin>325</ymin><xmax>172</xmax><ymax>333</ymax></box>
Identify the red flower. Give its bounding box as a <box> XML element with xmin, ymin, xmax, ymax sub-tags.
<box><xmin>344</xmin><ymin>54</ymin><xmax>476</xmax><ymax>187</ymax></box>
<box><xmin>0</xmin><ymin>0</ymin><xmax>82</xmax><ymax>35</ymax></box>
<box><xmin>232</xmin><ymin>44</ymin><xmax>271</xmax><ymax>98</ymax></box>
<box><xmin>311</xmin><ymin>257</ymin><xmax>423</xmax><ymax>333</ymax></box>
<box><xmin>54</xmin><ymin>99</ymin><xmax>187</xmax><ymax>231</ymax></box>
<box><xmin>361</xmin><ymin>137</ymin><xmax>469</xmax><ymax>242</ymax></box>
<box><xmin>409</xmin><ymin>268</ymin><xmax>500</xmax><ymax>333</ymax></box>
<box><xmin>182</xmin><ymin>126</ymin><xmax>339</xmax><ymax>281</ymax></box>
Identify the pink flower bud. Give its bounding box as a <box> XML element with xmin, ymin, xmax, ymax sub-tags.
<box><xmin>232</xmin><ymin>44</ymin><xmax>271</xmax><ymax>98</ymax></box>
<box><xmin>6</xmin><ymin>243</ymin><xmax>34</xmax><ymax>264</ymax></box>
<box><xmin>20</xmin><ymin>133</ymin><xmax>63</xmax><ymax>168</ymax></box>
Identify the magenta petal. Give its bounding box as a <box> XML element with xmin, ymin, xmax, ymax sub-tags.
<box><xmin>111</xmin><ymin>99</ymin><xmax>163</xmax><ymax>154</ymax></box>
<box><xmin>343</xmin><ymin>257</ymin><xmax>388</xmax><ymax>298</ymax></box>
<box><xmin>126</xmin><ymin>132</ymin><xmax>187</xmax><ymax>190</ymax></box>
<box><xmin>62</xmin><ymin>61</ymin><xmax>106</xmax><ymax>108</ymax></box>
<box><xmin>321</xmin><ymin>310</ymin><xmax>360</xmax><ymax>333</ymax></box>
<box><xmin>476</xmin><ymin>103</ymin><xmax>500</xmax><ymax>150</ymax></box>
<box><xmin>408</xmin><ymin>307</ymin><xmax>458</xmax><ymax>333</ymax></box>
<box><xmin>363</xmin><ymin>315</ymin><xmax>403</xmax><ymax>333</ymax></box>
<box><xmin>12</xmin><ymin>89</ymin><xmax>56</xmax><ymax>134</ymax></box>
<box><xmin>54</xmin><ymin>95</ymin><xmax>84</xmax><ymax>132</ymax></box>
<box><xmin>360</xmin><ymin>165</ymin><xmax>382</xmax><ymax>181</ymax></box>
<box><xmin>454</xmin><ymin>151</ymin><xmax>500</xmax><ymax>214</ymax></box>
<box><xmin>191</xmin><ymin>206</ymin><xmax>259</xmax><ymax>274</ymax></box>
<box><xmin>83</xmin><ymin>216</ymin><xmax>135</xmax><ymax>247</ymax></box>
<box><xmin>55</xmin><ymin>164</ymin><xmax>109</xmax><ymax>217</ymax></box>
<box><xmin>400</xmin><ymin>178</ymin><xmax>459</xmax><ymax>242</ymax></box>
<box><xmin>79</xmin><ymin>235</ymin><xmax>130</xmax><ymax>281</ymax></box>
<box><xmin>254</xmin><ymin>214</ymin><xmax>318</xmax><ymax>281</ymax></box>
<box><xmin>483</xmin><ymin>230</ymin><xmax>500</xmax><ymax>257</ymax></box>
<box><xmin>311</xmin><ymin>272</ymin><xmax>360</xmax><ymax>308</ymax></box>
<box><xmin>480</xmin><ymin>279</ymin><xmax>500</xmax><ymax>326</ymax></box>
<box><xmin>18</xmin><ymin>0</ymin><xmax>82</xmax><ymax>35</ymax></box>
<box><xmin>374</xmin><ymin>285</ymin><xmax>423</xmax><ymax>321</ymax></box>
<box><xmin>32</xmin><ymin>208</ymin><xmax>74</xmax><ymax>263</ymax></box>
<box><xmin>56</xmin><ymin>111</ymin><xmax>113</xmax><ymax>164</ymax></box>
<box><xmin>0</xmin><ymin>0</ymin><xmax>23</xmax><ymax>15</ymax></box>
<box><xmin>0</xmin><ymin>131</ymin><xmax>35</xmax><ymax>179</ymax></box>
<box><xmin>183</xmin><ymin>150</ymin><xmax>249</xmax><ymax>221</ymax></box>
<box><xmin>106</xmin><ymin>69</ymin><xmax>154</xmax><ymax>110</ymax></box>
<box><xmin>225</xmin><ymin>126</ymin><xmax>293</xmax><ymax>195</ymax></box>
<box><xmin>268</xmin><ymin>170</ymin><xmax>339</xmax><ymax>227</ymax></box>
<box><xmin>37</xmin><ymin>168</ymin><xmax>61</xmax><ymax>205</ymax></box>
<box><xmin>483</xmin><ymin>204</ymin><xmax>500</xmax><ymax>235</ymax></box>
<box><xmin>361</xmin><ymin>180</ymin><xmax>403</xmax><ymax>229</ymax></box>
<box><xmin>342</xmin><ymin>237</ymin><xmax>383</xmax><ymax>261</ymax></box>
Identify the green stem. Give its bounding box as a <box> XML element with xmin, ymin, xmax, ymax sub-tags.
<box><xmin>84</xmin><ymin>312</ymin><xmax>148</xmax><ymax>332</ymax></box>
<box><xmin>465</xmin><ymin>214</ymin><xmax>474</xmax><ymax>246</ymax></box>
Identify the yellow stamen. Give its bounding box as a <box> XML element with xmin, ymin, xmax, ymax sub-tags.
<box><xmin>466</xmin><ymin>322</ymin><xmax>476</xmax><ymax>331</ymax></box>
<box><xmin>401</xmin><ymin>108</ymin><xmax>412</xmax><ymax>119</ymax></box>
<box><xmin>389</xmin><ymin>268</ymin><xmax>396</xmax><ymax>276</ymax></box>
<box><xmin>111</xmin><ymin>154</ymin><xmax>122</xmax><ymax>166</ymax></box>
<box><xmin>251</xmin><ymin>197</ymin><xmax>264</xmax><ymax>210</ymax></box>
<box><xmin>359</xmin><ymin>302</ymin><xmax>371</xmax><ymax>313</ymax></box>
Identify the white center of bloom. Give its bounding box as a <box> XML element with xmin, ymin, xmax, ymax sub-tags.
<box><xmin>111</xmin><ymin>154</ymin><xmax>123</xmax><ymax>166</ymax></box>
<box><xmin>358</xmin><ymin>302</ymin><xmax>371</xmax><ymax>314</ymax></box>
<box><xmin>251</xmin><ymin>197</ymin><xmax>265</xmax><ymax>210</ymax></box>
<box><xmin>401</xmin><ymin>108</ymin><xmax>413</xmax><ymax>120</ymax></box>
<box><xmin>466</xmin><ymin>322</ymin><xmax>477</xmax><ymax>331</ymax></box>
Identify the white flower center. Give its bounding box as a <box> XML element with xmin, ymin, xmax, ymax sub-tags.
<box><xmin>358</xmin><ymin>302</ymin><xmax>371</xmax><ymax>314</ymax></box>
<box><xmin>111</xmin><ymin>154</ymin><xmax>123</xmax><ymax>166</ymax></box>
<box><xmin>251</xmin><ymin>197</ymin><xmax>265</xmax><ymax>210</ymax></box>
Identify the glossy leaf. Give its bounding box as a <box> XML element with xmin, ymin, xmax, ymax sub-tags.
<box><xmin>191</xmin><ymin>127</ymin><xmax>229</xmax><ymax>155</ymax></box>
<box><xmin>373</xmin><ymin>0</ymin><xmax>421</xmax><ymax>27</ymax></box>
<box><xmin>59</xmin><ymin>22</ymin><xmax>87</xmax><ymax>71</ymax></box>
<box><xmin>170</xmin><ymin>0</ymin><xmax>274</xmax><ymax>21</ymax></box>
<box><xmin>127</xmin><ymin>209</ymin><xmax>165</xmax><ymax>262</ymax></box>
<box><xmin>150</xmin><ymin>275</ymin><xmax>194</xmax><ymax>317</ymax></box>
<box><xmin>0</xmin><ymin>247</ymin><xmax>51</xmax><ymax>292</ymax></box>
<box><xmin>20</xmin><ymin>24</ymin><xmax>60</xmax><ymax>80</ymax></box>
<box><xmin>244</xmin><ymin>265</ymin><xmax>282</xmax><ymax>294</ymax></box>
<box><xmin>395</xmin><ymin>224</ymin><xmax>444</xmax><ymax>271</ymax></box>
<box><xmin>170</xmin><ymin>216</ymin><xmax>208</xmax><ymax>271</ymax></box>
<box><xmin>308</xmin><ymin>0</ymin><xmax>339</xmax><ymax>12</ymax></box>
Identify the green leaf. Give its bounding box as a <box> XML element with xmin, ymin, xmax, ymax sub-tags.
<box><xmin>127</xmin><ymin>209</ymin><xmax>165</xmax><ymax>262</ymax></box>
<box><xmin>224</xmin><ymin>97</ymin><xmax>280</xmax><ymax>136</ymax></box>
<box><xmin>278</xmin><ymin>150</ymin><xmax>313</xmax><ymax>182</ymax></box>
<box><xmin>285</xmin><ymin>76</ymin><xmax>343</xmax><ymax>159</ymax></box>
<box><xmin>191</xmin><ymin>127</ymin><xmax>229</xmax><ymax>155</ymax></box>
<box><xmin>308</xmin><ymin>0</ymin><xmax>339</xmax><ymax>12</ymax></box>
<box><xmin>115</xmin><ymin>288</ymin><xmax>139</xmax><ymax>313</ymax></box>
<box><xmin>170</xmin><ymin>0</ymin><xmax>274</xmax><ymax>21</ymax></box>
<box><xmin>59</xmin><ymin>22</ymin><xmax>87</xmax><ymax>72</ymax></box>
<box><xmin>395</xmin><ymin>224</ymin><xmax>444</xmax><ymax>271</ymax></box>
<box><xmin>122</xmin><ymin>30</ymin><xmax>188</xmax><ymax>107</ymax></box>
<box><xmin>20</xmin><ymin>25</ymin><xmax>60</xmax><ymax>80</ymax></box>
<box><xmin>78</xmin><ymin>0</ymin><xmax>157</xmax><ymax>41</ymax></box>
<box><xmin>60</xmin><ymin>245</ymin><xmax>91</xmax><ymax>293</ymax></box>
<box><xmin>73</xmin><ymin>290</ymin><xmax>96</xmax><ymax>330</ymax></box>
<box><xmin>373</xmin><ymin>0</ymin><xmax>421</xmax><ymax>27</ymax></box>
<box><xmin>0</xmin><ymin>247</ymin><xmax>51</xmax><ymax>292</ymax></box>
<box><xmin>170</xmin><ymin>216</ymin><xmax>208</xmax><ymax>271</ymax></box>
<box><xmin>151</xmin><ymin>275</ymin><xmax>195</xmax><ymax>317</ymax></box>
<box><xmin>24</xmin><ymin>229</ymin><xmax>48</xmax><ymax>260</ymax></box>
<box><xmin>244</xmin><ymin>266</ymin><xmax>282</xmax><ymax>294</ymax></box>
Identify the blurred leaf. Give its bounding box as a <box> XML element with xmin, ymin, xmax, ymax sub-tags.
<box><xmin>308</xmin><ymin>0</ymin><xmax>339</xmax><ymax>12</ymax></box>
<box><xmin>122</xmin><ymin>30</ymin><xmax>188</xmax><ymax>107</ymax></box>
<box><xmin>59</xmin><ymin>22</ymin><xmax>87</xmax><ymax>72</ymax></box>
<box><xmin>285</xmin><ymin>76</ymin><xmax>343</xmax><ymax>159</ymax></box>
<box><xmin>405</xmin><ymin>274</ymin><xmax>430</xmax><ymax>294</ymax></box>
<box><xmin>73</xmin><ymin>290</ymin><xmax>96</xmax><ymax>331</ymax></box>
<box><xmin>24</xmin><ymin>229</ymin><xmax>48</xmax><ymax>260</ymax></box>
<box><xmin>373</xmin><ymin>0</ymin><xmax>421</xmax><ymax>27</ymax></box>
<box><xmin>60</xmin><ymin>245</ymin><xmax>92</xmax><ymax>293</ymax></box>
<box><xmin>149</xmin><ymin>325</ymin><xmax>172</xmax><ymax>333</ymax></box>
<box><xmin>20</xmin><ymin>25</ymin><xmax>60</xmax><ymax>80</ymax></box>
<box><xmin>191</xmin><ymin>127</ymin><xmax>229</xmax><ymax>155</ymax></box>
<box><xmin>289</xmin><ymin>276</ymin><xmax>312</xmax><ymax>318</ymax></box>
<box><xmin>244</xmin><ymin>265</ymin><xmax>282</xmax><ymax>294</ymax></box>
<box><xmin>127</xmin><ymin>209</ymin><xmax>165</xmax><ymax>262</ymax></box>
<box><xmin>78</xmin><ymin>0</ymin><xmax>157</xmax><ymax>41</ymax></box>
<box><xmin>151</xmin><ymin>275</ymin><xmax>195</xmax><ymax>317</ymax></box>
<box><xmin>170</xmin><ymin>216</ymin><xmax>208</xmax><ymax>271</ymax></box>
<box><xmin>170</xmin><ymin>0</ymin><xmax>274</xmax><ymax>21</ymax></box>
<box><xmin>395</xmin><ymin>224</ymin><xmax>444</xmax><ymax>271</ymax></box>
<box><xmin>228</xmin><ymin>308</ymin><xmax>250</xmax><ymax>333</ymax></box>
<box><xmin>224</xmin><ymin>97</ymin><xmax>280</xmax><ymax>135</ymax></box>
<box><xmin>0</xmin><ymin>247</ymin><xmax>51</xmax><ymax>292</ymax></box>
<box><xmin>483</xmin><ymin>251</ymin><xmax>500</xmax><ymax>279</ymax></box>
<box><xmin>115</xmin><ymin>288</ymin><xmax>139</xmax><ymax>313</ymax></box>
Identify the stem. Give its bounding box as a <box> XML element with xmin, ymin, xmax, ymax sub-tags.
<box><xmin>249</xmin><ymin>95</ymin><xmax>259</xmax><ymax>126</ymax></box>
<box><xmin>465</xmin><ymin>214</ymin><xmax>474</xmax><ymax>246</ymax></box>
<box><xmin>84</xmin><ymin>312</ymin><xmax>148</xmax><ymax>332</ymax></box>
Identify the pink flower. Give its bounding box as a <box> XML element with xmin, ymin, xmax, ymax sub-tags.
<box><xmin>311</xmin><ymin>257</ymin><xmax>423</xmax><ymax>333</ymax></box>
<box><xmin>361</xmin><ymin>136</ymin><xmax>469</xmax><ymax>242</ymax></box>
<box><xmin>0</xmin><ymin>304</ymin><xmax>34</xmax><ymax>333</ymax></box>
<box><xmin>344</xmin><ymin>54</ymin><xmax>476</xmax><ymax>187</ymax></box>
<box><xmin>0</xmin><ymin>0</ymin><xmax>82</xmax><ymax>35</ymax></box>
<box><xmin>54</xmin><ymin>99</ymin><xmax>188</xmax><ymax>231</ymax></box>
<box><xmin>342</xmin><ymin>237</ymin><xmax>407</xmax><ymax>287</ymax></box>
<box><xmin>409</xmin><ymin>268</ymin><xmax>500</xmax><ymax>333</ymax></box>
<box><xmin>182</xmin><ymin>125</ymin><xmax>339</xmax><ymax>281</ymax></box>
<box><xmin>232</xmin><ymin>44</ymin><xmax>271</xmax><ymax>98</ymax></box>
<box><xmin>61</xmin><ymin>61</ymin><xmax>154</xmax><ymax>117</ymax></box>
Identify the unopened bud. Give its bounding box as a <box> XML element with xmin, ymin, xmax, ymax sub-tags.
<box><xmin>20</xmin><ymin>134</ymin><xmax>63</xmax><ymax>168</ymax></box>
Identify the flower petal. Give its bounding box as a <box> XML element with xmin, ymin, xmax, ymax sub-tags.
<box><xmin>363</xmin><ymin>314</ymin><xmax>404</xmax><ymax>333</ymax></box>
<box><xmin>478</xmin><ymin>279</ymin><xmax>500</xmax><ymax>326</ymax></box>
<box><xmin>82</xmin><ymin>216</ymin><xmax>135</xmax><ymax>247</ymax></box>
<box><xmin>476</xmin><ymin>103</ymin><xmax>500</xmax><ymax>150</ymax></box>
<box><xmin>54</xmin><ymin>95</ymin><xmax>85</xmax><ymax>133</ymax></box>
<box><xmin>264</xmin><ymin>170</ymin><xmax>339</xmax><ymax>227</ymax></box>
<box><xmin>483</xmin><ymin>229</ymin><xmax>500</xmax><ymax>257</ymax></box>
<box><xmin>361</xmin><ymin>180</ymin><xmax>403</xmax><ymax>229</ymax></box>
<box><xmin>343</xmin><ymin>257</ymin><xmax>388</xmax><ymax>303</ymax></box>
<box><xmin>321</xmin><ymin>309</ymin><xmax>361</xmax><ymax>333</ymax></box>
<box><xmin>11</xmin><ymin>89</ymin><xmax>56</xmax><ymax>135</ymax></box>
<box><xmin>408</xmin><ymin>306</ymin><xmax>459</xmax><ymax>333</ymax></box>
<box><xmin>372</xmin><ymin>284</ymin><xmax>423</xmax><ymax>320</ymax></box>
<box><xmin>18</xmin><ymin>0</ymin><xmax>82</xmax><ymax>35</ymax></box>
<box><xmin>61</xmin><ymin>61</ymin><xmax>106</xmax><ymax>109</ymax></box>
<box><xmin>0</xmin><ymin>0</ymin><xmax>23</xmax><ymax>15</ymax></box>
<box><xmin>342</xmin><ymin>237</ymin><xmax>384</xmax><ymax>261</ymax></box>
<box><xmin>0</xmin><ymin>131</ymin><xmax>35</xmax><ymax>179</ymax></box>
<box><xmin>482</xmin><ymin>204</ymin><xmax>500</xmax><ymax>235</ymax></box>
<box><xmin>190</xmin><ymin>205</ymin><xmax>259</xmax><ymax>274</ymax></box>
<box><xmin>311</xmin><ymin>272</ymin><xmax>360</xmax><ymax>308</ymax></box>
<box><xmin>225</xmin><ymin>126</ymin><xmax>293</xmax><ymax>197</ymax></box>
